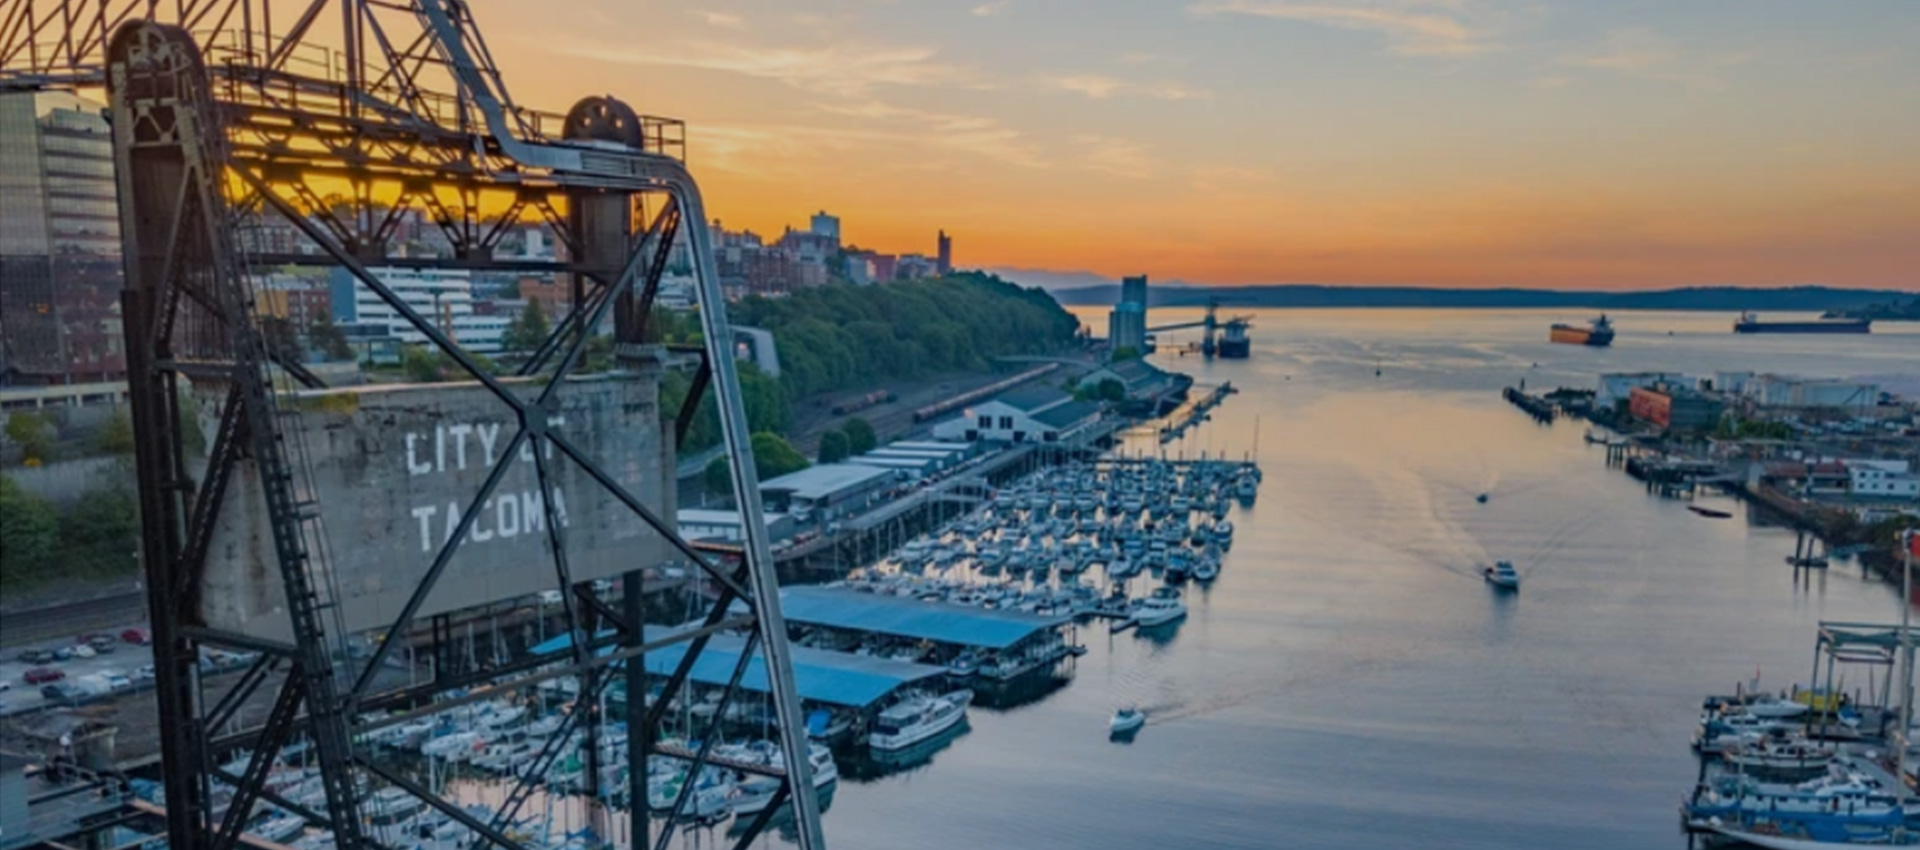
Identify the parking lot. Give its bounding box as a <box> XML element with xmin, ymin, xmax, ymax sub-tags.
<box><xmin>1</xmin><ymin>633</ymin><xmax>158</xmax><ymax>716</ymax></box>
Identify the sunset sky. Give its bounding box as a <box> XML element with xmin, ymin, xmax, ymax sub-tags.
<box><xmin>474</xmin><ymin>0</ymin><xmax>1920</xmax><ymax>290</ymax></box>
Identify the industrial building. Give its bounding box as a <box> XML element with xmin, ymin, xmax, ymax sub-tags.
<box><xmin>1629</xmin><ymin>384</ymin><xmax>1726</xmax><ymax>431</ymax></box>
<box><xmin>759</xmin><ymin>463</ymin><xmax>900</xmax><ymax>522</ymax></box>
<box><xmin>931</xmin><ymin>385</ymin><xmax>1103</xmax><ymax>444</ymax></box>
<box><xmin>1596</xmin><ymin>372</ymin><xmax>1693</xmax><ymax>409</ymax></box>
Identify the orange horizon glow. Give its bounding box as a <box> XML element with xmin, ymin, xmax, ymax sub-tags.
<box><xmin>490</xmin><ymin>2</ymin><xmax>1917</xmax><ymax>290</ymax></box>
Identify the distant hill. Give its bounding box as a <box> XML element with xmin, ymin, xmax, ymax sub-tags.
<box><xmin>984</xmin><ymin>266</ymin><xmax>1198</xmax><ymax>293</ymax></box>
<box><xmin>1047</xmin><ymin>284</ymin><xmax>1917</xmax><ymax>311</ymax></box>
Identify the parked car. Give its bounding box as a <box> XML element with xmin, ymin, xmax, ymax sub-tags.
<box><xmin>72</xmin><ymin>645</ymin><xmax>96</xmax><ymax>659</ymax></box>
<box><xmin>53</xmin><ymin>647</ymin><xmax>76</xmax><ymax>661</ymax></box>
<box><xmin>85</xmin><ymin>634</ymin><xmax>117</xmax><ymax>652</ymax></box>
<box><xmin>16</xmin><ymin>649</ymin><xmax>54</xmax><ymax>665</ymax></box>
<box><xmin>23</xmin><ymin>667</ymin><xmax>65</xmax><ymax>685</ymax></box>
<box><xmin>103</xmin><ymin>672</ymin><xmax>133</xmax><ymax>692</ymax></box>
<box><xmin>122</xmin><ymin>628</ymin><xmax>151</xmax><ymax>645</ymax></box>
<box><xmin>133</xmin><ymin>664</ymin><xmax>155</xmax><ymax>682</ymax></box>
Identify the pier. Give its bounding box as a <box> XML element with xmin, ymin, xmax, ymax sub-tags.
<box><xmin>1502</xmin><ymin>386</ymin><xmax>1556</xmax><ymax>423</ymax></box>
<box><xmin>1159</xmin><ymin>382</ymin><xmax>1236</xmax><ymax>444</ymax></box>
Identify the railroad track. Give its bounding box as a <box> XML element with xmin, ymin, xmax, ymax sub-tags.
<box><xmin>0</xmin><ymin>591</ymin><xmax>146</xmax><ymax>650</ymax></box>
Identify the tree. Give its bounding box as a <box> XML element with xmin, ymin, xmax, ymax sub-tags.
<box><xmin>62</xmin><ymin>476</ymin><xmax>139</xmax><ymax>578</ymax></box>
<box><xmin>1096</xmin><ymin>377</ymin><xmax>1127</xmax><ymax>403</ymax></box>
<box><xmin>308</xmin><ymin>316</ymin><xmax>353</xmax><ymax>361</ymax></box>
<box><xmin>704</xmin><ymin>457</ymin><xmax>732</xmax><ymax>494</ymax></box>
<box><xmin>5</xmin><ymin>411</ymin><xmax>55</xmax><ymax>465</ymax></box>
<box><xmin>1111</xmin><ymin>345</ymin><xmax>1142</xmax><ymax>362</ymax></box>
<box><xmin>0</xmin><ymin>475</ymin><xmax>59</xmax><ymax>584</ymax></box>
<box><xmin>94</xmin><ymin>411</ymin><xmax>136</xmax><ymax>455</ymax></box>
<box><xmin>402</xmin><ymin>346</ymin><xmax>443</xmax><ymax>383</ymax></box>
<box><xmin>750</xmin><ymin>432</ymin><xmax>809</xmax><ymax>479</ymax></box>
<box><xmin>818</xmin><ymin>430</ymin><xmax>851</xmax><ymax>463</ymax></box>
<box><xmin>504</xmin><ymin>299</ymin><xmax>550</xmax><ymax>353</ymax></box>
<box><xmin>840</xmin><ymin>417</ymin><xmax>877</xmax><ymax>454</ymax></box>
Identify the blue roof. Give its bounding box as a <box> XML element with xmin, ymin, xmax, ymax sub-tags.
<box><xmin>779</xmin><ymin>585</ymin><xmax>1067</xmax><ymax>650</ymax></box>
<box><xmin>529</xmin><ymin>627</ymin><xmax>944</xmax><ymax>708</ymax></box>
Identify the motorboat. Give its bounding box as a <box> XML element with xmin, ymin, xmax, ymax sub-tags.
<box><xmin>1687</xmin><ymin>770</ymin><xmax>1903</xmax><ymax>825</ymax></box>
<box><xmin>1484</xmin><ymin>561</ymin><xmax>1520</xmax><ymax>590</ymax></box>
<box><xmin>1476</xmin><ymin>493</ymin><xmax>1489</xmax><ymax>504</ymax></box>
<box><xmin>1192</xmin><ymin>554</ymin><xmax>1220</xmax><ymax>582</ymax></box>
<box><xmin>1134</xmin><ymin>587</ymin><xmax>1187</xmax><ymax>628</ymax></box>
<box><xmin>1110</xmin><ymin>707</ymin><xmax>1146</xmax><ymax>735</ymax></box>
<box><xmin>1707</xmin><ymin>821</ymin><xmax>1920</xmax><ymax>849</ymax></box>
<box><xmin>869</xmin><ymin>690</ymin><xmax>973</xmax><ymax>751</ymax></box>
<box><xmin>1724</xmin><ymin>731</ymin><xmax>1836</xmax><ymax>778</ymax></box>
<box><xmin>948</xmin><ymin>652</ymin><xmax>978</xmax><ymax>678</ymax></box>
<box><xmin>1744</xmin><ymin>697</ymin><xmax>1811</xmax><ymax>719</ymax></box>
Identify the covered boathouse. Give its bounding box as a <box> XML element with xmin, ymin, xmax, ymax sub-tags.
<box><xmin>774</xmin><ymin>585</ymin><xmax>1077</xmax><ymax>682</ymax></box>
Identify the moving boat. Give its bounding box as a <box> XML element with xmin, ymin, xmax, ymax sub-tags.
<box><xmin>1484</xmin><ymin>561</ymin><xmax>1520</xmax><ymax>590</ymax></box>
<box><xmin>1134</xmin><ymin>587</ymin><xmax>1187</xmax><ymax>628</ymax></box>
<box><xmin>870</xmin><ymin>691</ymin><xmax>973</xmax><ymax>751</ymax></box>
<box><xmin>1475</xmin><ymin>493</ymin><xmax>1489</xmax><ymax>504</ymax></box>
<box><xmin>1690</xmin><ymin>505</ymin><xmax>1734</xmax><ymax>519</ymax></box>
<box><xmin>1110</xmin><ymin>707</ymin><xmax>1146</xmax><ymax>735</ymax></box>
<box><xmin>1550</xmin><ymin>314</ymin><xmax>1615</xmax><ymax>346</ymax></box>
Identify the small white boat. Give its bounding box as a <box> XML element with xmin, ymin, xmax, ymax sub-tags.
<box><xmin>1484</xmin><ymin>561</ymin><xmax>1520</xmax><ymax>590</ymax></box>
<box><xmin>1110</xmin><ymin>707</ymin><xmax>1146</xmax><ymax>735</ymax></box>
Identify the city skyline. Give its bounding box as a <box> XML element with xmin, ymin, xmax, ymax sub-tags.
<box><xmin>474</xmin><ymin>0</ymin><xmax>1919</xmax><ymax>291</ymax></box>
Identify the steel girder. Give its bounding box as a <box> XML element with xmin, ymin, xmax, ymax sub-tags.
<box><xmin>78</xmin><ymin>3</ymin><xmax>826</xmax><ymax>850</ymax></box>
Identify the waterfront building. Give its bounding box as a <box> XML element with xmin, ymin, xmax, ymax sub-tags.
<box><xmin>1106</xmin><ymin>274</ymin><xmax>1150</xmax><ymax>353</ymax></box>
<box><xmin>931</xmin><ymin>384</ymin><xmax>1103</xmax><ymax>444</ymax></box>
<box><xmin>1121</xmin><ymin>274</ymin><xmax>1148</xmax><ymax>307</ymax></box>
<box><xmin>328</xmin><ymin>266</ymin><xmax>509</xmax><ymax>353</ymax></box>
<box><xmin>0</xmin><ymin>91</ymin><xmax>124</xmax><ymax>385</ymax></box>
<box><xmin>1745</xmin><ymin>374</ymin><xmax>1881</xmax><ymax>410</ymax></box>
<box><xmin>1597</xmin><ymin>372</ymin><xmax>1692</xmax><ymax>409</ymax></box>
<box><xmin>1629</xmin><ymin>384</ymin><xmax>1725</xmax><ymax>431</ymax></box>
<box><xmin>677</xmin><ymin>509</ymin><xmax>800</xmax><ymax>544</ymax></box>
<box><xmin>1080</xmin><ymin>359</ymin><xmax>1178</xmax><ymax>401</ymax></box>
<box><xmin>1849</xmin><ymin>461</ymin><xmax>1920</xmax><ymax>500</ymax></box>
<box><xmin>759</xmin><ymin>464</ymin><xmax>899</xmax><ymax>524</ymax></box>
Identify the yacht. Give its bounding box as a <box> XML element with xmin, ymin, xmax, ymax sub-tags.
<box><xmin>1484</xmin><ymin>561</ymin><xmax>1520</xmax><ymax>590</ymax></box>
<box><xmin>1724</xmin><ymin>731</ymin><xmax>1836</xmax><ymax>777</ymax></box>
<box><xmin>869</xmin><ymin>691</ymin><xmax>973</xmax><ymax>751</ymax></box>
<box><xmin>1134</xmin><ymin>587</ymin><xmax>1187</xmax><ymax>628</ymax></box>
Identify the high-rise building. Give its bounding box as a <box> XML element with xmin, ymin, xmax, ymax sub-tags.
<box><xmin>1121</xmin><ymin>274</ymin><xmax>1148</xmax><ymax>307</ymax></box>
<box><xmin>809</xmin><ymin>210</ymin><xmax>841</xmax><ymax>244</ymax></box>
<box><xmin>937</xmin><ymin>230</ymin><xmax>952</xmax><ymax>275</ymax></box>
<box><xmin>1</xmin><ymin>91</ymin><xmax>125</xmax><ymax>384</ymax></box>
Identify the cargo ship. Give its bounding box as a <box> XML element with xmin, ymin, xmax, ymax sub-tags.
<box><xmin>1732</xmin><ymin>312</ymin><xmax>1871</xmax><ymax>334</ymax></box>
<box><xmin>1549</xmin><ymin>314</ymin><xmax>1614</xmax><ymax>346</ymax></box>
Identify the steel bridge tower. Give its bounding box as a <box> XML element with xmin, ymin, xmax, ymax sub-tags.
<box><xmin>3</xmin><ymin>3</ymin><xmax>825</xmax><ymax>850</ymax></box>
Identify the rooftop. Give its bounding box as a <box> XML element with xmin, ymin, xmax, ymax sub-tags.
<box><xmin>992</xmin><ymin>384</ymin><xmax>1071</xmax><ymax>413</ymax></box>
<box><xmin>780</xmin><ymin>585</ymin><xmax>1068</xmax><ymax>650</ymax></box>
<box><xmin>1033</xmin><ymin>400</ymin><xmax>1103</xmax><ymax>429</ymax></box>
<box><xmin>759</xmin><ymin>463</ymin><xmax>897</xmax><ymax>501</ymax></box>
<box><xmin>530</xmin><ymin>628</ymin><xmax>945</xmax><ymax>708</ymax></box>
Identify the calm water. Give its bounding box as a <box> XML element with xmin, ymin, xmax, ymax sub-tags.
<box><xmin>794</xmin><ymin>309</ymin><xmax>1920</xmax><ymax>849</ymax></box>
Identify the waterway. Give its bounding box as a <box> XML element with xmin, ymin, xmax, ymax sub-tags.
<box><xmin>797</xmin><ymin>309</ymin><xmax>1918</xmax><ymax>850</ymax></box>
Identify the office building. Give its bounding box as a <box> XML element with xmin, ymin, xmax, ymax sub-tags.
<box><xmin>329</xmin><ymin>267</ymin><xmax>508</xmax><ymax>353</ymax></box>
<box><xmin>1</xmin><ymin>91</ymin><xmax>124</xmax><ymax>384</ymax></box>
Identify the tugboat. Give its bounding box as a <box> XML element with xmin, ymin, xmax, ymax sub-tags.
<box><xmin>1550</xmin><ymin>314</ymin><xmax>1615</xmax><ymax>346</ymax></box>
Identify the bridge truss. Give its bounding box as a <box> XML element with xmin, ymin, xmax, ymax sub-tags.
<box><xmin>3</xmin><ymin>3</ymin><xmax>825</xmax><ymax>850</ymax></box>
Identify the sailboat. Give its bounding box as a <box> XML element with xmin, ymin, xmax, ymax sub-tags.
<box><xmin>1711</xmin><ymin>534</ymin><xmax>1920</xmax><ymax>848</ymax></box>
